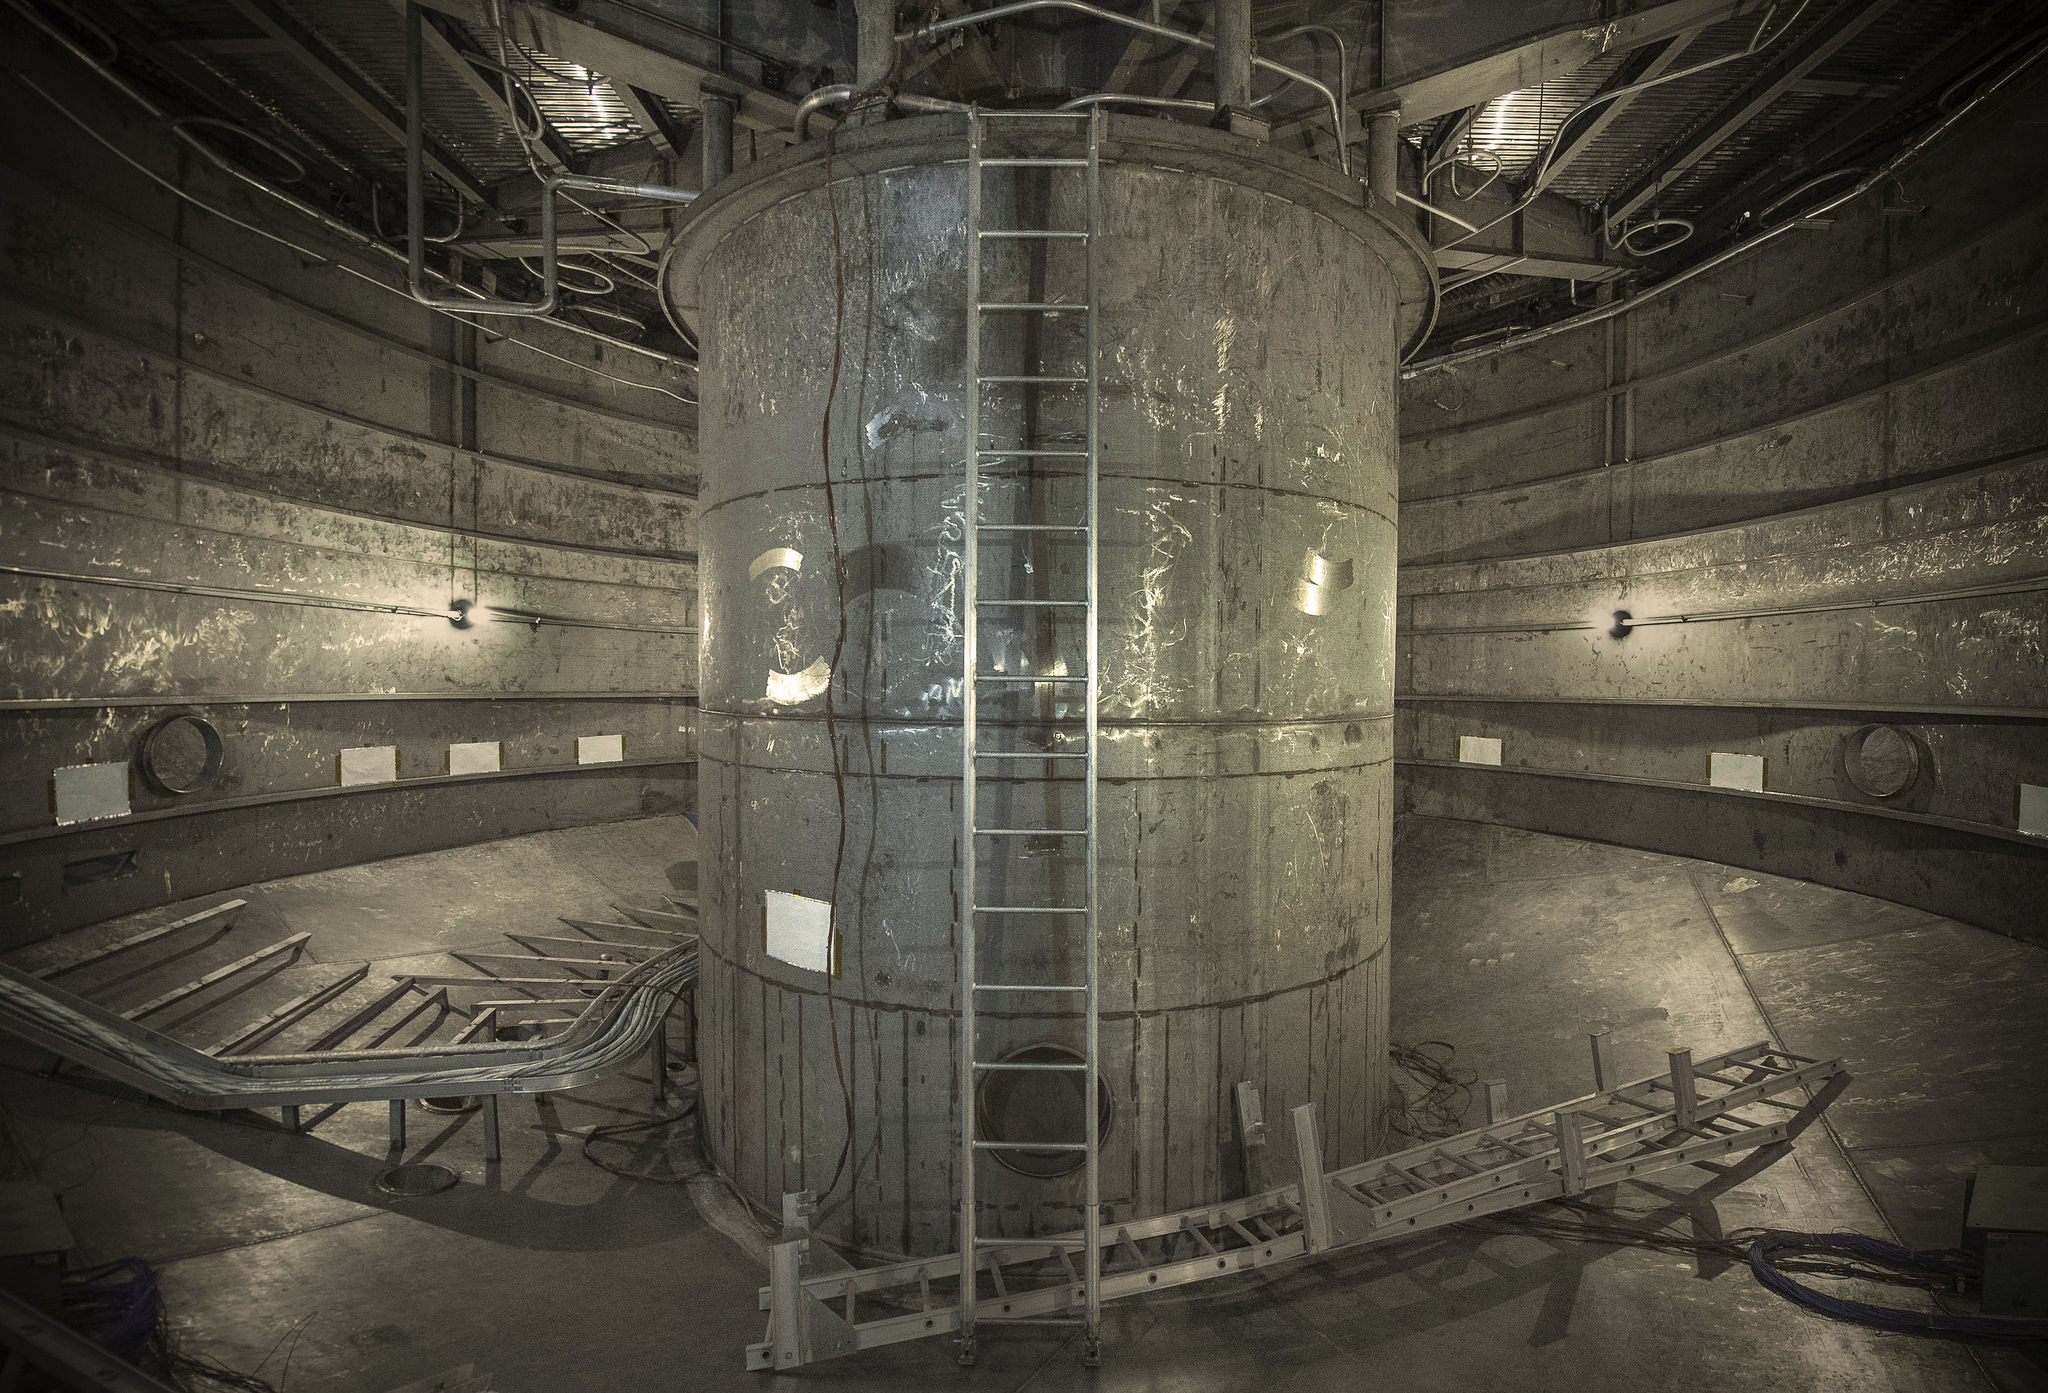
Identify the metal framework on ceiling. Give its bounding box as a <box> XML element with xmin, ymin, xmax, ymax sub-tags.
<box><xmin>7</xmin><ymin>0</ymin><xmax>2038</xmax><ymax>367</ymax></box>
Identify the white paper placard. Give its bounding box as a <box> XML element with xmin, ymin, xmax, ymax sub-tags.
<box><xmin>448</xmin><ymin>741</ymin><xmax>502</xmax><ymax>775</ymax></box>
<box><xmin>339</xmin><ymin>745</ymin><xmax>398</xmax><ymax>786</ymax></box>
<box><xmin>577</xmin><ymin>734</ymin><xmax>625</xmax><ymax>764</ymax></box>
<box><xmin>53</xmin><ymin>762</ymin><xmax>131</xmax><ymax>825</ymax></box>
<box><xmin>2019</xmin><ymin>783</ymin><xmax>2048</xmax><ymax>838</ymax></box>
<box><xmin>1709</xmin><ymin>752</ymin><xmax>1765</xmax><ymax>792</ymax></box>
<box><xmin>1458</xmin><ymin>735</ymin><xmax>1503</xmax><ymax>766</ymax></box>
<box><xmin>764</xmin><ymin>890</ymin><xmax>835</xmax><ymax>974</ymax></box>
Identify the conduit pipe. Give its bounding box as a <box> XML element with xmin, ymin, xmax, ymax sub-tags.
<box><xmin>405</xmin><ymin>2</ymin><xmax>697</xmax><ymax>316</ymax></box>
<box><xmin>1432</xmin><ymin>0</ymin><xmax>1816</xmax><ymax>256</ymax></box>
<box><xmin>898</xmin><ymin>0</ymin><xmax>1349</xmax><ymax>172</ymax></box>
<box><xmin>1</xmin><ymin>0</ymin><xmax>693</xmax><ymax>375</ymax></box>
<box><xmin>1405</xmin><ymin>26</ymin><xmax>2048</xmax><ymax>374</ymax></box>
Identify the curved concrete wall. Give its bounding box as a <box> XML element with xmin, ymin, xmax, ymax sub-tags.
<box><xmin>1395</xmin><ymin>67</ymin><xmax>2048</xmax><ymax>939</ymax></box>
<box><xmin>0</xmin><ymin>55</ymin><xmax>699</xmax><ymax>943</ymax></box>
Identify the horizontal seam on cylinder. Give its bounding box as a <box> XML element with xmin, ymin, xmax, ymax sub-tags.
<box><xmin>702</xmin><ymin>472</ymin><xmax>1395</xmax><ymax>530</ymax></box>
<box><xmin>696</xmin><ymin>937</ymin><xmax>1387</xmax><ymax>1021</ymax></box>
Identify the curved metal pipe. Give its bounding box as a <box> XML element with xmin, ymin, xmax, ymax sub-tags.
<box><xmin>795</xmin><ymin>83</ymin><xmax>860</xmax><ymax>140</ymax></box>
<box><xmin>406</xmin><ymin>6</ymin><xmax>696</xmax><ymax>317</ymax></box>
<box><xmin>900</xmin><ymin>1</ymin><xmax>1347</xmax><ymax>172</ymax></box>
<box><xmin>1055</xmin><ymin>93</ymin><xmax>1213</xmax><ymax>115</ymax></box>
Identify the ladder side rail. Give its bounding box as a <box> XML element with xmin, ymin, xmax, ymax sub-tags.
<box><xmin>956</xmin><ymin>106</ymin><xmax>985</xmax><ymax>1353</ymax></box>
<box><xmin>1081</xmin><ymin>101</ymin><xmax>1105</xmax><ymax>1350</ymax></box>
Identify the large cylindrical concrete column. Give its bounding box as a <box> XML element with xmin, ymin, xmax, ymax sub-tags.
<box><xmin>664</xmin><ymin>115</ymin><xmax>1433</xmax><ymax>1258</ymax></box>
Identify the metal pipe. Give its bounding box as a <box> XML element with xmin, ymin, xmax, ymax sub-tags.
<box><xmin>409</xmin><ymin>5</ymin><xmax>694</xmax><ymax>316</ymax></box>
<box><xmin>1405</xmin><ymin>27</ymin><xmax>2048</xmax><ymax>373</ymax></box>
<box><xmin>1056</xmin><ymin>93</ymin><xmax>1212</xmax><ymax>115</ymax></box>
<box><xmin>855</xmin><ymin>0</ymin><xmax>896</xmax><ymax>88</ymax></box>
<box><xmin>1367</xmin><ymin>110</ymin><xmax>1400</xmax><ymax>210</ymax></box>
<box><xmin>1255</xmin><ymin>24</ymin><xmax>1349</xmax><ymax>150</ymax></box>
<box><xmin>1214</xmin><ymin>0</ymin><xmax>1252</xmax><ymax>121</ymax></box>
<box><xmin>1394</xmin><ymin>188</ymin><xmax>1478</xmax><ymax>233</ymax></box>
<box><xmin>1434</xmin><ymin>0</ymin><xmax>1815</xmax><ymax>256</ymax></box>
<box><xmin>795</xmin><ymin>83</ymin><xmax>859</xmax><ymax>140</ymax></box>
<box><xmin>901</xmin><ymin>1</ymin><xmax>1347</xmax><ymax>171</ymax></box>
<box><xmin>702</xmin><ymin>93</ymin><xmax>734</xmax><ymax>188</ymax></box>
<box><xmin>6</xmin><ymin>0</ymin><xmax>689</xmax><ymax>373</ymax></box>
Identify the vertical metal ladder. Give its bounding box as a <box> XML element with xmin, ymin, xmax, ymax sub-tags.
<box><xmin>957</xmin><ymin>106</ymin><xmax>1103</xmax><ymax>1369</ymax></box>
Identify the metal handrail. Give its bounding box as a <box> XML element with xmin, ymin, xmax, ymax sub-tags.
<box><xmin>0</xmin><ymin>940</ymin><xmax>697</xmax><ymax>1111</ymax></box>
<box><xmin>898</xmin><ymin>1</ymin><xmax>1349</xmax><ymax>173</ymax></box>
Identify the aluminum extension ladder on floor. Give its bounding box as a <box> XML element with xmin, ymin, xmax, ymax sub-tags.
<box><xmin>957</xmin><ymin>105</ymin><xmax>1105</xmax><ymax>1369</ymax></box>
<box><xmin>748</xmin><ymin>1040</ymin><xmax>1849</xmax><ymax>1371</ymax></box>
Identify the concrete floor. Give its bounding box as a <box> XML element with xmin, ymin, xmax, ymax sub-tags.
<box><xmin>3</xmin><ymin>813</ymin><xmax>2044</xmax><ymax>1391</ymax></box>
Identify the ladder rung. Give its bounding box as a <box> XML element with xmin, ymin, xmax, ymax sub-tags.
<box><xmin>975</xmin><ymin>1062</ymin><xmax>1088</xmax><ymax>1072</ymax></box>
<box><xmin>980</xmin><ymin>229</ymin><xmax>1088</xmax><ymax>239</ymax></box>
<box><xmin>978</xmin><ymin>450</ymin><xmax>1088</xmax><ymax>458</ymax></box>
<box><xmin>978</xmin><ymin>524</ymin><xmax>1089</xmax><ymax>532</ymax></box>
<box><xmin>977</xmin><ymin>598</ymin><xmax>1088</xmax><ymax>607</ymax></box>
<box><xmin>977</xmin><ymin>675</ymin><xmax>1087</xmax><ymax>684</ymax></box>
<box><xmin>980</xmin><ymin>157</ymin><xmax>1089</xmax><ymax>167</ymax></box>
<box><xmin>979</xmin><ymin>303</ymin><xmax>1082</xmax><ymax>312</ymax></box>
<box><xmin>975</xmin><ymin>983</ymin><xmax>1088</xmax><ymax>993</ymax></box>
<box><xmin>974</xmin><ymin>1140</ymin><xmax>1089</xmax><ymax>1151</ymax></box>
<box><xmin>975</xmin><ymin>827</ymin><xmax>1089</xmax><ymax>837</ymax></box>
<box><xmin>979</xmin><ymin>375</ymin><xmax>1086</xmax><ymax>384</ymax></box>
<box><xmin>976</xmin><ymin>751</ymin><xmax>1088</xmax><ymax>760</ymax></box>
<box><xmin>975</xmin><ymin>1236</ymin><xmax>1087</xmax><ymax>1248</ymax></box>
<box><xmin>973</xmin><ymin>907</ymin><xmax>1089</xmax><ymax>915</ymax></box>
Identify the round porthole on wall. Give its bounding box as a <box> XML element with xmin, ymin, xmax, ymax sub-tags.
<box><xmin>1843</xmin><ymin>724</ymin><xmax>1920</xmax><ymax>798</ymax></box>
<box><xmin>136</xmin><ymin>713</ymin><xmax>225</xmax><ymax>795</ymax></box>
<box><xmin>975</xmin><ymin>1041</ymin><xmax>1115</xmax><ymax>1180</ymax></box>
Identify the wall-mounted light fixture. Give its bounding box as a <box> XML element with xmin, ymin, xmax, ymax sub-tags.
<box><xmin>1608</xmin><ymin>609</ymin><xmax>1634</xmax><ymax>640</ymax></box>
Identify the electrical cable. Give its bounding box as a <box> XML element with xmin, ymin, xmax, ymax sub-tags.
<box><xmin>5</xmin><ymin>1</ymin><xmax>696</xmax><ymax>389</ymax></box>
<box><xmin>813</xmin><ymin>64</ymin><xmax>906</xmax><ymax>1210</ymax></box>
<box><xmin>1383</xmin><ymin>1040</ymin><xmax>1478</xmax><ymax>1141</ymax></box>
<box><xmin>1429</xmin><ymin>0</ymin><xmax>1816</xmax><ymax>256</ymax></box>
<box><xmin>579</xmin><ymin>1097</ymin><xmax>705</xmax><ymax>1183</ymax></box>
<box><xmin>1407</xmin><ymin>23</ymin><xmax>2048</xmax><ymax>372</ymax></box>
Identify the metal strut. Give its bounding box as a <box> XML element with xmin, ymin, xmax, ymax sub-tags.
<box><xmin>955</xmin><ymin>104</ymin><xmax>1105</xmax><ymax>1370</ymax></box>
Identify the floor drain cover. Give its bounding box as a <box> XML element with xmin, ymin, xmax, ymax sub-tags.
<box><xmin>375</xmin><ymin>1163</ymin><xmax>459</xmax><ymax>1197</ymax></box>
<box><xmin>418</xmin><ymin>1096</ymin><xmax>478</xmax><ymax>1114</ymax></box>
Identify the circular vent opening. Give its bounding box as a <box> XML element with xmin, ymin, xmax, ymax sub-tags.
<box><xmin>1844</xmin><ymin>725</ymin><xmax>1920</xmax><ymax>798</ymax></box>
<box><xmin>975</xmin><ymin>1042</ymin><xmax>1114</xmax><ymax>1180</ymax></box>
<box><xmin>136</xmin><ymin>714</ymin><xmax>224</xmax><ymax>796</ymax></box>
